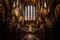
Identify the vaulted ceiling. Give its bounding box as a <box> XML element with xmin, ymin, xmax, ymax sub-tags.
<box><xmin>0</xmin><ymin>0</ymin><xmax>60</xmax><ymax>12</ymax></box>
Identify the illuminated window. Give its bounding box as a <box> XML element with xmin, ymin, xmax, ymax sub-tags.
<box><xmin>24</xmin><ymin>5</ymin><xmax>36</xmax><ymax>20</ymax></box>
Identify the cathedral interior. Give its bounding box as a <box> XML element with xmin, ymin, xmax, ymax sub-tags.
<box><xmin>0</xmin><ymin>0</ymin><xmax>60</xmax><ymax>40</ymax></box>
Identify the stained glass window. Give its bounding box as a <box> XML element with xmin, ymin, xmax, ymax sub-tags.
<box><xmin>24</xmin><ymin>5</ymin><xmax>36</xmax><ymax>20</ymax></box>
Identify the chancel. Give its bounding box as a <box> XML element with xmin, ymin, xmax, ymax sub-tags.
<box><xmin>0</xmin><ymin>0</ymin><xmax>60</xmax><ymax>40</ymax></box>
